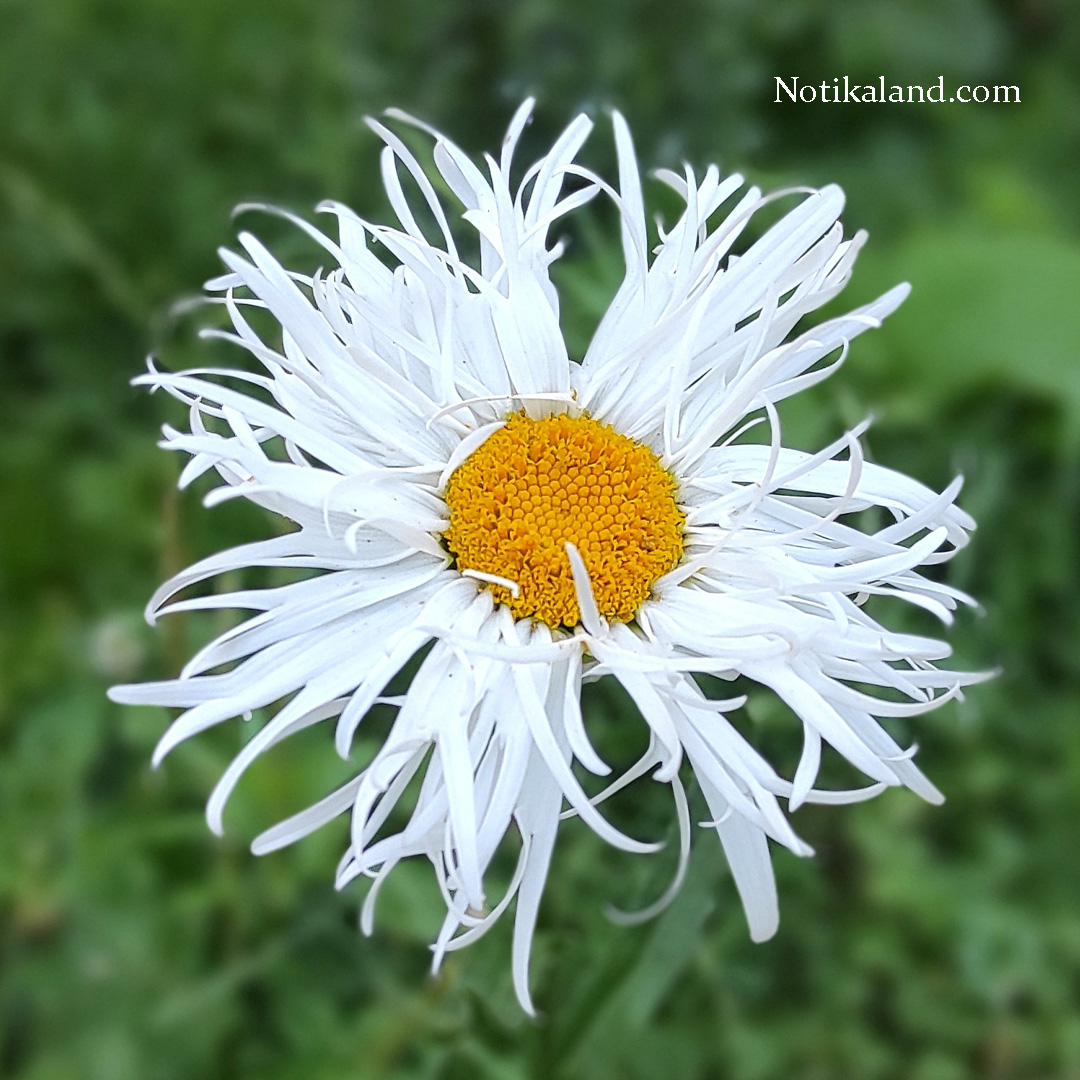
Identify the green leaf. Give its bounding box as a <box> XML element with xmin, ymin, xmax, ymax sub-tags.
<box><xmin>858</xmin><ymin>230</ymin><xmax>1080</xmax><ymax>435</ymax></box>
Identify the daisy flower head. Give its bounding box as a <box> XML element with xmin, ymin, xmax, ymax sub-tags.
<box><xmin>111</xmin><ymin>100</ymin><xmax>983</xmax><ymax>1013</ymax></box>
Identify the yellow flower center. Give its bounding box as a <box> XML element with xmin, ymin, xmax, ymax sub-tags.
<box><xmin>443</xmin><ymin>411</ymin><xmax>685</xmax><ymax>628</ymax></box>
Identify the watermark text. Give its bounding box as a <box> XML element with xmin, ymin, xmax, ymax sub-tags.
<box><xmin>775</xmin><ymin>76</ymin><xmax>1020</xmax><ymax>104</ymax></box>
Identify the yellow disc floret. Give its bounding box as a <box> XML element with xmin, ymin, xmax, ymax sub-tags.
<box><xmin>443</xmin><ymin>411</ymin><xmax>685</xmax><ymax>628</ymax></box>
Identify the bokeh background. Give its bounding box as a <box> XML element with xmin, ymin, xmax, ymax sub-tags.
<box><xmin>2</xmin><ymin>1</ymin><xmax>1079</xmax><ymax>1078</ymax></box>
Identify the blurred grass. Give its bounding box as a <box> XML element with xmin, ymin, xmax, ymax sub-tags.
<box><xmin>2</xmin><ymin>0</ymin><xmax>1079</xmax><ymax>1078</ymax></box>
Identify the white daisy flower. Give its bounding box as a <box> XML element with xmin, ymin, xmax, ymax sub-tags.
<box><xmin>110</xmin><ymin>100</ymin><xmax>983</xmax><ymax>1012</ymax></box>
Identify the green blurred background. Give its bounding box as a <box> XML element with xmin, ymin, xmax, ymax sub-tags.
<box><xmin>2</xmin><ymin>1</ymin><xmax>1079</xmax><ymax>1078</ymax></box>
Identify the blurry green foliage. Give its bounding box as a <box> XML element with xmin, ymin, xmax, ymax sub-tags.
<box><xmin>1</xmin><ymin>0</ymin><xmax>1079</xmax><ymax>1078</ymax></box>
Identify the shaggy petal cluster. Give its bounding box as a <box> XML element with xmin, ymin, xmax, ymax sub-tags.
<box><xmin>111</xmin><ymin>101</ymin><xmax>982</xmax><ymax>1012</ymax></box>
